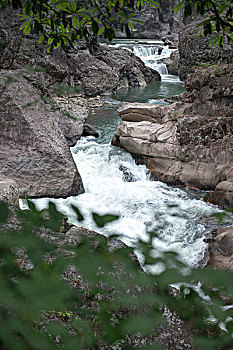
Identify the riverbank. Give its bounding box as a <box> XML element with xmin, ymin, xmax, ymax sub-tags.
<box><xmin>112</xmin><ymin>64</ymin><xmax>233</xmax><ymax>210</ymax></box>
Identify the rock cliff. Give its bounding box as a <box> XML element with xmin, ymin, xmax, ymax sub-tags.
<box><xmin>0</xmin><ymin>8</ymin><xmax>160</xmax><ymax>97</ymax></box>
<box><xmin>112</xmin><ymin>64</ymin><xmax>233</xmax><ymax>208</ymax></box>
<box><xmin>0</xmin><ymin>70</ymin><xmax>84</xmax><ymax>198</ymax></box>
<box><xmin>115</xmin><ymin>1</ymin><xmax>186</xmax><ymax>40</ymax></box>
<box><xmin>0</xmin><ymin>7</ymin><xmax>160</xmax><ymax>198</ymax></box>
<box><xmin>178</xmin><ymin>22</ymin><xmax>233</xmax><ymax>81</ymax></box>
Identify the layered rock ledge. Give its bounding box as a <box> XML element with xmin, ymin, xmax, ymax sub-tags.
<box><xmin>112</xmin><ymin>65</ymin><xmax>233</xmax><ymax>208</ymax></box>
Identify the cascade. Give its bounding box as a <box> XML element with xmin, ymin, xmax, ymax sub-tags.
<box><xmin>28</xmin><ymin>137</ymin><xmax>222</xmax><ymax>268</ymax></box>
<box><xmin>21</xmin><ymin>40</ymin><xmax>231</xmax><ymax>269</ymax></box>
<box><xmin>133</xmin><ymin>45</ymin><xmax>159</xmax><ymax>57</ymax></box>
<box><xmin>108</xmin><ymin>40</ymin><xmax>175</xmax><ymax>78</ymax></box>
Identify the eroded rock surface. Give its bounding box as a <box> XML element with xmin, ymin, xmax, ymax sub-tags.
<box><xmin>112</xmin><ymin>65</ymin><xmax>233</xmax><ymax>207</ymax></box>
<box><xmin>0</xmin><ymin>8</ymin><xmax>160</xmax><ymax>97</ymax></box>
<box><xmin>115</xmin><ymin>1</ymin><xmax>186</xmax><ymax>40</ymax></box>
<box><xmin>207</xmin><ymin>226</ymin><xmax>233</xmax><ymax>272</ymax></box>
<box><xmin>178</xmin><ymin>22</ymin><xmax>233</xmax><ymax>81</ymax></box>
<box><xmin>0</xmin><ymin>71</ymin><xmax>84</xmax><ymax>198</ymax></box>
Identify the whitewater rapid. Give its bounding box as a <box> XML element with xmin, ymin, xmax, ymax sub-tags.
<box><xmin>21</xmin><ymin>41</ymin><xmax>230</xmax><ymax>269</ymax></box>
<box><xmin>30</xmin><ymin>137</ymin><xmax>223</xmax><ymax>268</ymax></box>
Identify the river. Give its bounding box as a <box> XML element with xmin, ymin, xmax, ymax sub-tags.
<box><xmin>28</xmin><ymin>40</ymin><xmax>232</xmax><ymax>269</ymax></box>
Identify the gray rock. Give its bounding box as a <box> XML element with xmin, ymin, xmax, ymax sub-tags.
<box><xmin>0</xmin><ymin>8</ymin><xmax>160</xmax><ymax>98</ymax></box>
<box><xmin>74</xmin><ymin>45</ymin><xmax>160</xmax><ymax>96</ymax></box>
<box><xmin>82</xmin><ymin>124</ymin><xmax>99</xmax><ymax>138</ymax></box>
<box><xmin>207</xmin><ymin>226</ymin><xmax>233</xmax><ymax>272</ymax></box>
<box><xmin>164</xmin><ymin>50</ymin><xmax>179</xmax><ymax>75</ymax></box>
<box><xmin>0</xmin><ymin>178</ymin><xmax>19</xmax><ymax>205</ymax></box>
<box><xmin>115</xmin><ymin>1</ymin><xmax>186</xmax><ymax>39</ymax></box>
<box><xmin>0</xmin><ymin>70</ymin><xmax>84</xmax><ymax>198</ymax></box>
<box><xmin>112</xmin><ymin>65</ymin><xmax>233</xmax><ymax>206</ymax></box>
<box><xmin>119</xmin><ymin>165</ymin><xmax>137</xmax><ymax>182</ymax></box>
<box><xmin>178</xmin><ymin>22</ymin><xmax>233</xmax><ymax>81</ymax></box>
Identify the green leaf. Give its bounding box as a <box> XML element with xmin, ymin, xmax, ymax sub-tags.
<box><xmin>184</xmin><ymin>2</ymin><xmax>192</xmax><ymax>17</ymax></box>
<box><xmin>23</xmin><ymin>1</ymin><xmax>32</xmax><ymax>15</ymax></box>
<box><xmin>74</xmin><ymin>16</ymin><xmax>79</xmax><ymax>28</ymax></box>
<box><xmin>47</xmin><ymin>45</ymin><xmax>52</xmax><ymax>53</ymax></box>
<box><xmin>125</xmin><ymin>23</ymin><xmax>131</xmax><ymax>38</ymax></box>
<box><xmin>48</xmin><ymin>37</ymin><xmax>54</xmax><ymax>45</ymax></box>
<box><xmin>91</xmin><ymin>19</ymin><xmax>99</xmax><ymax>34</ymax></box>
<box><xmin>92</xmin><ymin>213</ymin><xmax>119</xmax><ymax>227</ymax></box>
<box><xmin>98</xmin><ymin>26</ymin><xmax>105</xmax><ymax>35</ymax></box>
<box><xmin>71</xmin><ymin>205</ymin><xmax>84</xmax><ymax>221</ymax></box>
<box><xmin>227</xmin><ymin>34</ymin><xmax>233</xmax><ymax>43</ymax></box>
<box><xmin>128</xmin><ymin>21</ymin><xmax>134</xmax><ymax>30</ymax></box>
<box><xmin>19</xmin><ymin>21</ymin><xmax>28</xmax><ymax>30</ymax></box>
<box><xmin>172</xmin><ymin>1</ymin><xmax>184</xmax><ymax>13</ymax></box>
<box><xmin>38</xmin><ymin>33</ymin><xmax>44</xmax><ymax>44</ymax></box>
<box><xmin>71</xmin><ymin>1</ymin><xmax>76</xmax><ymax>12</ymax></box>
<box><xmin>53</xmin><ymin>41</ymin><xmax>61</xmax><ymax>49</ymax></box>
<box><xmin>24</xmin><ymin>21</ymin><xmax>31</xmax><ymax>35</ymax></box>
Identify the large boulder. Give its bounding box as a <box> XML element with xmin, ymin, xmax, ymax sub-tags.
<box><xmin>178</xmin><ymin>22</ymin><xmax>233</xmax><ymax>81</ymax></box>
<box><xmin>207</xmin><ymin>226</ymin><xmax>233</xmax><ymax>272</ymax></box>
<box><xmin>0</xmin><ymin>70</ymin><xmax>84</xmax><ymax>198</ymax></box>
<box><xmin>72</xmin><ymin>45</ymin><xmax>161</xmax><ymax>96</ymax></box>
<box><xmin>164</xmin><ymin>50</ymin><xmax>179</xmax><ymax>75</ymax></box>
<box><xmin>112</xmin><ymin>65</ymin><xmax>233</xmax><ymax>207</ymax></box>
<box><xmin>0</xmin><ymin>8</ymin><xmax>160</xmax><ymax>97</ymax></box>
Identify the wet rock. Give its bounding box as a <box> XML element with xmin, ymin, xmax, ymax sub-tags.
<box><xmin>204</xmin><ymin>181</ymin><xmax>233</xmax><ymax>209</ymax></box>
<box><xmin>164</xmin><ymin>95</ymin><xmax>183</xmax><ymax>104</ymax></box>
<box><xmin>164</xmin><ymin>50</ymin><xmax>180</xmax><ymax>75</ymax></box>
<box><xmin>207</xmin><ymin>226</ymin><xmax>233</xmax><ymax>272</ymax></box>
<box><xmin>112</xmin><ymin>65</ymin><xmax>233</xmax><ymax>206</ymax></box>
<box><xmin>82</xmin><ymin>124</ymin><xmax>99</xmax><ymax>138</ymax></box>
<box><xmin>119</xmin><ymin>165</ymin><xmax>137</xmax><ymax>182</ymax></box>
<box><xmin>0</xmin><ymin>70</ymin><xmax>84</xmax><ymax>198</ymax></box>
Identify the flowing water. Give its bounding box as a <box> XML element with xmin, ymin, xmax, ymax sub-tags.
<box><xmin>27</xmin><ymin>40</ymin><xmax>232</xmax><ymax>269</ymax></box>
<box><xmin>107</xmin><ymin>38</ymin><xmax>176</xmax><ymax>77</ymax></box>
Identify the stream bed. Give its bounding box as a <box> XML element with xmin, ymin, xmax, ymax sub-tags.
<box><xmin>29</xmin><ymin>40</ymin><xmax>232</xmax><ymax>268</ymax></box>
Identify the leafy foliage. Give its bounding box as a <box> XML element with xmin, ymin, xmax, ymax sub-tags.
<box><xmin>0</xmin><ymin>0</ymin><xmax>158</xmax><ymax>51</ymax></box>
<box><xmin>172</xmin><ymin>0</ymin><xmax>233</xmax><ymax>46</ymax></box>
<box><xmin>0</xmin><ymin>201</ymin><xmax>233</xmax><ymax>349</ymax></box>
<box><xmin>1</xmin><ymin>0</ymin><xmax>232</xmax><ymax>51</ymax></box>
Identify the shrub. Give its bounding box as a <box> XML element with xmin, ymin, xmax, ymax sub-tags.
<box><xmin>0</xmin><ymin>201</ymin><xmax>232</xmax><ymax>349</ymax></box>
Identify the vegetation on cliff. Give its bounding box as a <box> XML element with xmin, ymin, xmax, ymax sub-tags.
<box><xmin>0</xmin><ymin>0</ymin><xmax>232</xmax><ymax>51</ymax></box>
<box><xmin>173</xmin><ymin>0</ymin><xmax>233</xmax><ymax>47</ymax></box>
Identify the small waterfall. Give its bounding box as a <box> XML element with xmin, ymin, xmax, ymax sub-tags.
<box><xmin>131</xmin><ymin>44</ymin><xmax>173</xmax><ymax>77</ymax></box>
<box><xmin>153</xmin><ymin>63</ymin><xmax>168</xmax><ymax>75</ymax></box>
<box><xmin>106</xmin><ymin>40</ymin><xmax>176</xmax><ymax>78</ymax></box>
<box><xmin>133</xmin><ymin>45</ymin><xmax>158</xmax><ymax>57</ymax></box>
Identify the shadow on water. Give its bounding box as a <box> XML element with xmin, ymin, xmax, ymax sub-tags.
<box><xmin>111</xmin><ymin>78</ymin><xmax>185</xmax><ymax>104</ymax></box>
